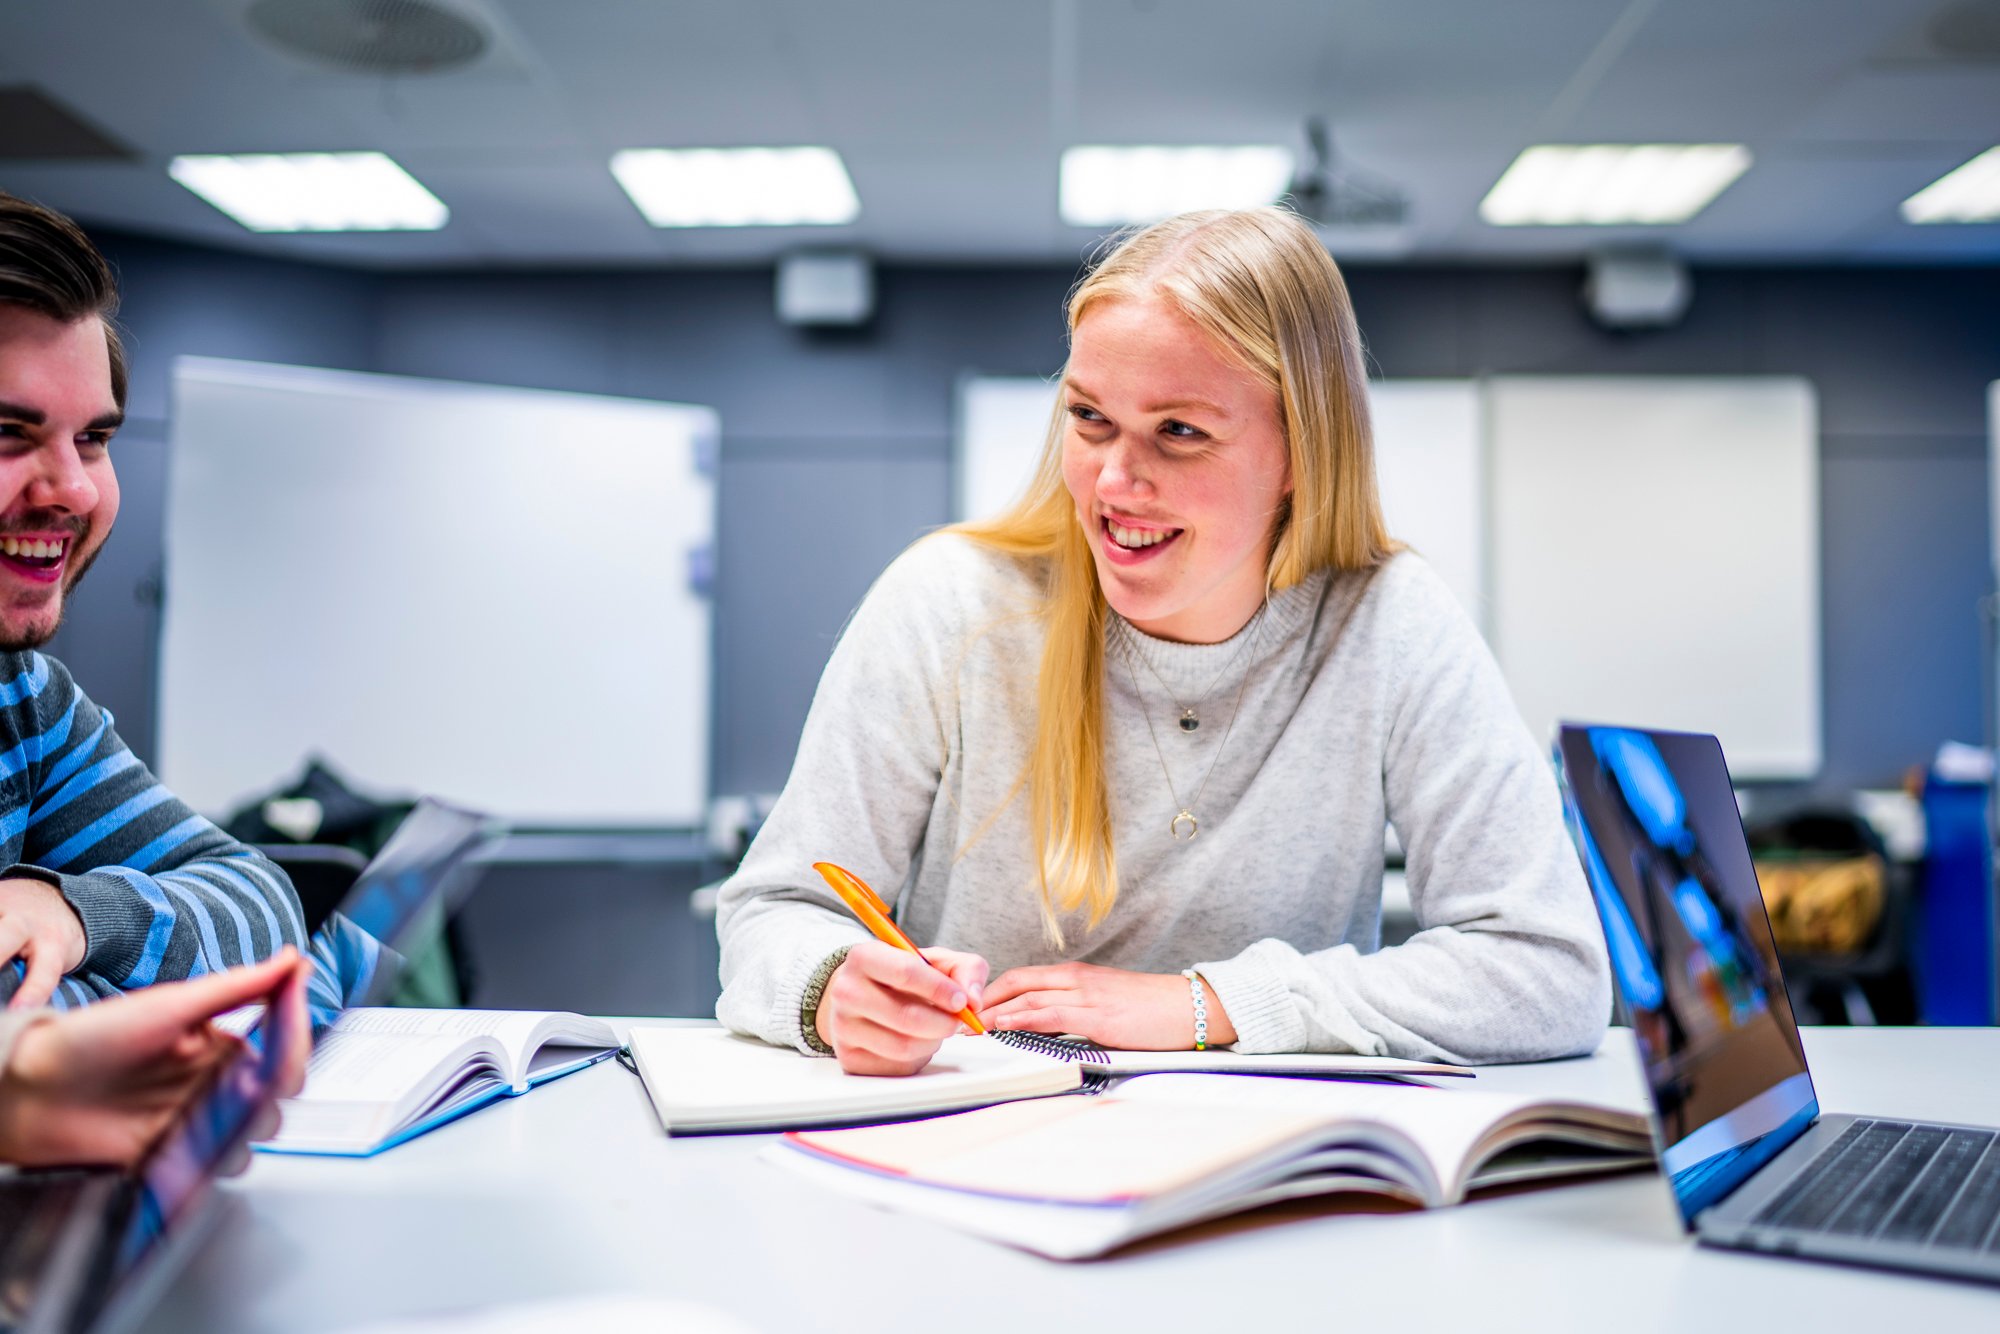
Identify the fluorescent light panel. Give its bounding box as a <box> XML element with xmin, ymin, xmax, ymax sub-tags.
<box><xmin>168</xmin><ymin>152</ymin><xmax>448</xmax><ymax>232</ymax></box>
<box><xmin>1480</xmin><ymin>144</ymin><xmax>1750</xmax><ymax>226</ymax></box>
<box><xmin>1902</xmin><ymin>148</ymin><xmax>2000</xmax><ymax>223</ymax></box>
<box><xmin>1060</xmin><ymin>145</ymin><xmax>1294</xmax><ymax>227</ymax></box>
<box><xmin>610</xmin><ymin>147</ymin><xmax>859</xmax><ymax>227</ymax></box>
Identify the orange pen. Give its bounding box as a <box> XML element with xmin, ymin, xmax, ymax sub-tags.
<box><xmin>812</xmin><ymin>861</ymin><xmax>987</xmax><ymax>1035</ymax></box>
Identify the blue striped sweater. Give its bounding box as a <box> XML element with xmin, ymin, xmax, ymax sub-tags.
<box><xmin>0</xmin><ymin>651</ymin><xmax>320</xmax><ymax>1010</ymax></box>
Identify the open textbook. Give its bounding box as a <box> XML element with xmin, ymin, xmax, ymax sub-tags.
<box><xmin>261</xmin><ymin>1008</ymin><xmax>620</xmax><ymax>1156</ymax></box>
<box><xmin>626</xmin><ymin>1027</ymin><xmax>1468</xmax><ymax>1134</ymax></box>
<box><xmin>776</xmin><ymin>1072</ymin><xmax>1654</xmax><ymax>1259</ymax></box>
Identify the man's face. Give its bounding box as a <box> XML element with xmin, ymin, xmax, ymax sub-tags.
<box><xmin>0</xmin><ymin>306</ymin><xmax>121</xmax><ymax>652</ymax></box>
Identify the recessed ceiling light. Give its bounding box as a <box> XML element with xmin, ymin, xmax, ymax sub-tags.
<box><xmin>1901</xmin><ymin>148</ymin><xmax>2000</xmax><ymax>223</ymax></box>
<box><xmin>1479</xmin><ymin>144</ymin><xmax>1751</xmax><ymax>226</ymax></box>
<box><xmin>168</xmin><ymin>152</ymin><xmax>448</xmax><ymax>232</ymax></box>
<box><xmin>610</xmin><ymin>147</ymin><xmax>860</xmax><ymax>228</ymax></box>
<box><xmin>1059</xmin><ymin>145</ymin><xmax>1295</xmax><ymax>228</ymax></box>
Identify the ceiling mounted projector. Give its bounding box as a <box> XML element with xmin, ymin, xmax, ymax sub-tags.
<box><xmin>1283</xmin><ymin>118</ymin><xmax>1415</xmax><ymax>258</ymax></box>
<box><xmin>245</xmin><ymin>0</ymin><xmax>489</xmax><ymax>75</ymax></box>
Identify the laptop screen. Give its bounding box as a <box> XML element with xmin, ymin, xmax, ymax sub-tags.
<box><xmin>38</xmin><ymin>950</ymin><xmax>318</xmax><ymax>1334</ymax></box>
<box><xmin>1555</xmin><ymin>724</ymin><xmax>1818</xmax><ymax>1225</ymax></box>
<box><xmin>317</xmin><ymin>797</ymin><xmax>494</xmax><ymax>1010</ymax></box>
<box><xmin>85</xmin><ymin>799</ymin><xmax>494</xmax><ymax>1332</ymax></box>
<box><xmin>110</xmin><ymin>960</ymin><xmax>309</xmax><ymax>1281</ymax></box>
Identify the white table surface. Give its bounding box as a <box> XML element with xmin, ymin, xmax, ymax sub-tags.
<box><xmin>153</xmin><ymin>1025</ymin><xmax>2000</xmax><ymax>1332</ymax></box>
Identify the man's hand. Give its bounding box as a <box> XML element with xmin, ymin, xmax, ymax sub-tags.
<box><xmin>0</xmin><ymin>948</ymin><xmax>311</xmax><ymax>1169</ymax></box>
<box><xmin>814</xmin><ymin>941</ymin><xmax>990</xmax><ymax>1076</ymax></box>
<box><xmin>979</xmin><ymin>962</ymin><xmax>1238</xmax><ymax>1050</ymax></box>
<box><xmin>0</xmin><ymin>876</ymin><xmax>87</xmax><ymax>1009</ymax></box>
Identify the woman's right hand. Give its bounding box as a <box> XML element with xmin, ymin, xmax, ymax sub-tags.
<box><xmin>815</xmin><ymin>941</ymin><xmax>990</xmax><ymax>1076</ymax></box>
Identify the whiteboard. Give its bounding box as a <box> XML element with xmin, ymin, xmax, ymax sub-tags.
<box><xmin>1368</xmin><ymin>380</ymin><xmax>1484</xmax><ymax>630</ymax></box>
<box><xmin>953</xmin><ymin>375</ymin><xmax>1487</xmax><ymax>627</ymax></box>
<box><xmin>159</xmin><ymin>358</ymin><xmax>719</xmax><ymax>826</ymax></box>
<box><xmin>953</xmin><ymin>376</ymin><xmax>1060</xmax><ymax>524</ymax></box>
<box><xmin>1488</xmin><ymin>376</ymin><xmax>1820</xmax><ymax>778</ymax></box>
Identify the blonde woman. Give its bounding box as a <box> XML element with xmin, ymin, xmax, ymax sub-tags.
<box><xmin>716</xmin><ymin>207</ymin><xmax>1609</xmax><ymax>1076</ymax></box>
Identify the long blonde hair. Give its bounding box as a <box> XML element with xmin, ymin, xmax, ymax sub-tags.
<box><xmin>953</xmin><ymin>207</ymin><xmax>1394</xmax><ymax>940</ymax></box>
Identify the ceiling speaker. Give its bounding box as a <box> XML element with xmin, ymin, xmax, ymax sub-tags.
<box><xmin>246</xmin><ymin>0</ymin><xmax>488</xmax><ymax>75</ymax></box>
<box><xmin>777</xmin><ymin>252</ymin><xmax>874</xmax><ymax>328</ymax></box>
<box><xmin>1583</xmin><ymin>249</ymin><xmax>1691</xmax><ymax>330</ymax></box>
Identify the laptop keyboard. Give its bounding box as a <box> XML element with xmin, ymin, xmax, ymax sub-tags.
<box><xmin>1751</xmin><ymin>1119</ymin><xmax>2000</xmax><ymax>1250</ymax></box>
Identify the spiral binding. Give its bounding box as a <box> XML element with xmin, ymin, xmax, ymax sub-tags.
<box><xmin>989</xmin><ymin>1030</ymin><xmax>1110</xmax><ymax>1062</ymax></box>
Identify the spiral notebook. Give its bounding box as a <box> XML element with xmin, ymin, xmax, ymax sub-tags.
<box><xmin>626</xmin><ymin>1027</ymin><xmax>1468</xmax><ymax>1134</ymax></box>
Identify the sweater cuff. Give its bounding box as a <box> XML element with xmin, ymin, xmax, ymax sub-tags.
<box><xmin>773</xmin><ymin>940</ymin><xmax>860</xmax><ymax>1056</ymax></box>
<box><xmin>30</xmin><ymin>868</ymin><xmax>152</xmax><ymax>984</ymax></box>
<box><xmin>798</xmin><ymin>945</ymin><xmax>854</xmax><ymax>1055</ymax></box>
<box><xmin>1198</xmin><ymin>938</ymin><xmax>1387</xmax><ymax>1055</ymax></box>
<box><xmin>1192</xmin><ymin>943</ymin><xmax>1307</xmax><ymax>1054</ymax></box>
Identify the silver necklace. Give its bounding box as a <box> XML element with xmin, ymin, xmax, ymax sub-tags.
<box><xmin>1118</xmin><ymin>605</ymin><xmax>1268</xmax><ymax>733</ymax></box>
<box><xmin>1119</xmin><ymin>607</ymin><xmax>1266</xmax><ymax>842</ymax></box>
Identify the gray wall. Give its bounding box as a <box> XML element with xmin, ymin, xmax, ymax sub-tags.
<box><xmin>48</xmin><ymin>236</ymin><xmax>382</xmax><ymax>762</ymax></box>
<box><xmin>54</xmin><ymin>232</ymin><xmax>2000</xmax><ymax>806</ymax></box>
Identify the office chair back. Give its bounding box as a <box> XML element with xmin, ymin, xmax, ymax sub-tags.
<box><xmin>255</xmin><ymin>843</ymin><xmax>370</xmax><ymax>937</ymax></box>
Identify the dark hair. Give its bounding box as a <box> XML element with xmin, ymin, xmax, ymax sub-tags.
<box><xmin>0</xmin><ymin>191</ymin><xmax>126</xmax><ymax>409</ymax></box>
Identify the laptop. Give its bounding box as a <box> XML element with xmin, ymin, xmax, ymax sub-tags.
<box><xmin>1554</xmin><ymin>723</ymin><xmax>2000</xmax><ymax>1286</ymax></box>
<box><xmin>0</xmin><ymin>797</ymin><xmax>496</xmax><ymax>1334</ymax></box>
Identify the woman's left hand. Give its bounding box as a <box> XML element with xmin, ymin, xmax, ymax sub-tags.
<box><xmin>978</xmin><ymin>962</ymin><xmax>1237</xmax><ymax>1050</ymax></box>
<box><xmin>0</xmin><ymin>948</ymin><xmax>311</xmax><ymax>1170</ymax></box>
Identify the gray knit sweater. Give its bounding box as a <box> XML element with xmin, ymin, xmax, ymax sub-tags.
<box><xmin>715</xmin><ymin>535</ymin><xmax>1610</xmax><ymax>1064</ymax></box>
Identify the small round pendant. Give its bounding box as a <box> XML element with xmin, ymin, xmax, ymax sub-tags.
<box><xmin>1178</xmin><ymin>710</ymin><xmax>1199</xmax><ymax>732</ymax></box>
<box><xmin>1171</xmin><ymin>810</ymin><xmax>1199</xmax><ymax>841</ymax></box>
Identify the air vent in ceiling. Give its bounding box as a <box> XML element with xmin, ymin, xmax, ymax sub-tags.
<box><xmin>0</xmin><ymin>86</ymin><xmax>136</xmax><ymax>160</ymax></box>
<box><xmin>245</xmin><ymin>0</ymin><xmax>489</xmax><ymax>75</ymax></box>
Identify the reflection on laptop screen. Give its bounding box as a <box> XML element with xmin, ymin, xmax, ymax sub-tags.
<box><xmin>1556</xmin><ymin>725</ymin><xmax>1819</xmax><ymax>1223</ymax></box>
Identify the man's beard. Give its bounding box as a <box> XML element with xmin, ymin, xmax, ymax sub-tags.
<box><xmin>0</xmin><ymin>531</ymin><xmax>102</xmax><ymax>654</ymax></box>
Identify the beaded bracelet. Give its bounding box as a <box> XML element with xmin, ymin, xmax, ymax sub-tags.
<box><xmin>1181</xmin><ymin>968</ymin><xmax>1209</xmax><ymax>1051</ymax></box>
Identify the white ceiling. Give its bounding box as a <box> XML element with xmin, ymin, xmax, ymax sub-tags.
<box><xmin>2</xmin><ymin>0</ymin><xmax>1997</xmax><ymax>269</ymax></box>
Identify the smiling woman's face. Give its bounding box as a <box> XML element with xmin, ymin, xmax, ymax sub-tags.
<box><xmin>1060</xmin><ymin>294</ymin><xmax>1291</xmax><ymax>644</ymax></box>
